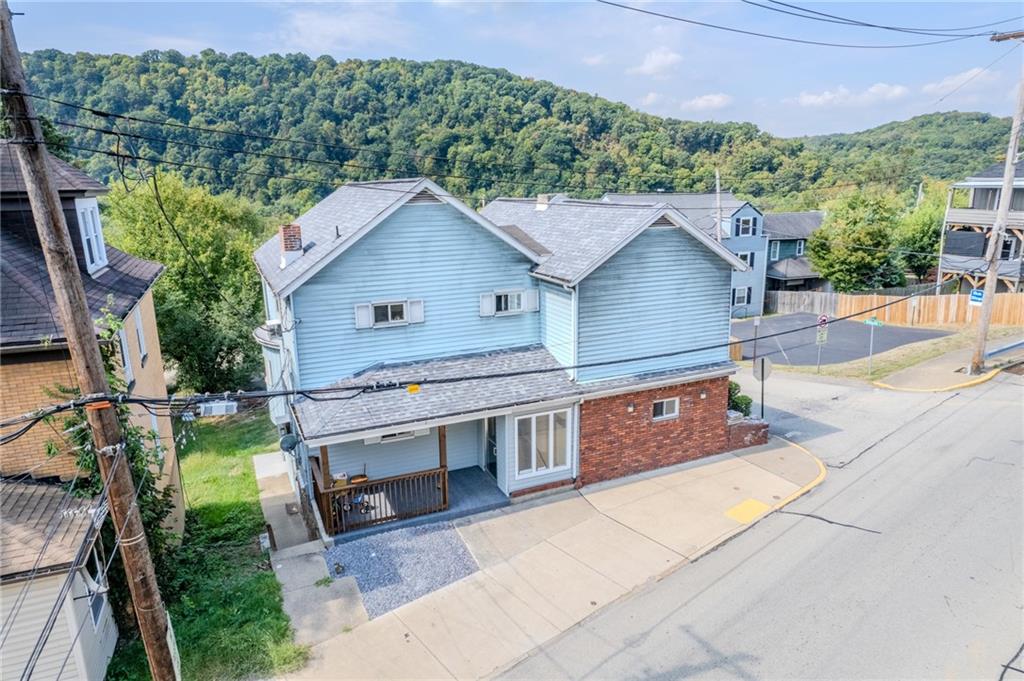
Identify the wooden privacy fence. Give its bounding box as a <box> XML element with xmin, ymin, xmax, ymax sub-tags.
<box><xmin>766</xmin><ymin>291</ymin><xmax>1024</xmax><ymax>327</ymax></box>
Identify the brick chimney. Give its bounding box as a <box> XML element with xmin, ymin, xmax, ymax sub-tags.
<box><xmin>279</xmin><ymin>223</ymin><xmax>302</xmax><ymax>269</ymax></box>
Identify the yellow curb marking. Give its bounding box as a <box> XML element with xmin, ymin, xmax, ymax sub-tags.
<box><xmin>872</xmin><ymin>367</ymin><xmax>1002</xmax><ymax>393</ymax></box>
<box><xmin>770</xmin><ymin>436</ymin><xmax>828</xmax><ymax>509</ymax></box>
<box><xmin>725</xmin><ymin>498</ymin><xmax>772</xmax><ymax>524</ymax></box>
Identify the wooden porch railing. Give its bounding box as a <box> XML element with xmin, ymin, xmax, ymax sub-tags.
<box><xmin>311</xmin><ymin>459</ymin><xmax>449</xmax><ymax>535</ymax></box>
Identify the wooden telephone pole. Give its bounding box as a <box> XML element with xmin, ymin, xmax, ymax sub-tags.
<box><xmin>1</xmin><ymin>5</ymin><xmax>177</xmax><ymax>680</ymax></box>
<box><xmin>969</xmin><ymin>32</ymin><xmax>1024</xmax><ymax>374</ymax></box>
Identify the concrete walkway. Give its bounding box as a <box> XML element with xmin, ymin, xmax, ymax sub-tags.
<box><xmin>287</xmin><ymin>438</ymin><xmax>824</xmax><ymax>680</ymax></box>
<box><xmin>874</xmin><ymin>334</ymin><xmax>1024</xmax><ymax>392</ymax></box>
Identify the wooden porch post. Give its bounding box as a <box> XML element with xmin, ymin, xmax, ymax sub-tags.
<box><xmin>318</xmin><ymin>445</ymin><xmax>333</xmax><ymax>533</ymax></box>
<box><xmin>438</xmin><ymin>426</ymin><xmax>449</xmax><ymax>508</ymax></box>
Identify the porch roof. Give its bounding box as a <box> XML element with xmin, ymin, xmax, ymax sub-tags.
<box><xmin>291</xmin><ymin>345</ymin><xmax>736</xmax><ymax>444</ymax></box>
<box><xmin>292</xmin><ymin>345</ymin><xmax>578</xmax><ymax>442</ymax></box>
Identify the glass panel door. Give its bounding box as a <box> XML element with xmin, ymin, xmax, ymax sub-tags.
<box><xmin>485</xmin><ymin>417</ymin><xmax>497</xmax><ymax>478</ymax></box>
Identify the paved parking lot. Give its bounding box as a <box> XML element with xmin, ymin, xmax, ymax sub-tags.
<box><xmin>731</xmin><ymin>312</ymin><xmax>950</xmax><ymax>366</ymax></box>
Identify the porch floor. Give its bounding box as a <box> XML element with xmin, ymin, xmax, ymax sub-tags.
<box><xmin>333</xmin><ymin>467</ymin><xmax>509</xmax><ymax>544</ymax></box>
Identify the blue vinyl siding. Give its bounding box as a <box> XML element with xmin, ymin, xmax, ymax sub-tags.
<box><xmin>576</xmin><ymin>226</ymin><xmax>732</xmax><ymax>381</ymax></box>
<box><xmin>540</xmin><ymin>282</ymin><xmax>574</xmax><ymax>367</ymax></box>
<box><xmin>327</xmin><ymin>421</ymin><xmax>480</xmax><ymax>480</ymax></box>
<box><xmin>723</xmin><ymin>204</ymin><xmax>767</xmax><ymax>318</ymax></box>
<box><xmin>291</xmin><ymin>203</ymin><xmax>539</xmax><ymax>388</ymax></box>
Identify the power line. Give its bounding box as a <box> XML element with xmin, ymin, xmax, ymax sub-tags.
<box><xmin>763</xmin><ymin>0</ymin><xmax>1021</xmax><ymax>34</ymax></box>
<box><xmin>0</xmin><ymin>275</ymin><xmax>968</xmax><ymax>445</ymax></box>
<box><xmin>594</xmin><ymin>0</ymin><xmax>979</xmax><ymax>49</ymax></box>
<box><xmin>932</xmin><ymin>43</ymin><xmax>1022</xmax><ymax>105</ymax></box>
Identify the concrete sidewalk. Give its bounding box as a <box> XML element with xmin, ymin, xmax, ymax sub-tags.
<box><xmin>874</xmin><ymin>334</ymin><xmax>1024</xmax><ymax>392</ymax></box>
<box><xmin>288</xmin><ymin>438</ymin><xmax>825</xmax><ymax>680</ymax></box>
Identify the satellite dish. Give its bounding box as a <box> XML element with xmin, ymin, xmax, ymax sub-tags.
<box><xmin>279</xmin><ymin>433</ymin><xmax>299</xmax><ymax>452</ymax></box>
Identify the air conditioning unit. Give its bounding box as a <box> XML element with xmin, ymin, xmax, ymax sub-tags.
<box><xmin>198</xmin><ymin>400</ymin><xmax>238</xmax><ymax>418</ymax></box>
<box><xmin>265</xmin><ymin>320</ymin><xmax>283</xmax><ymax>335</ymax></box>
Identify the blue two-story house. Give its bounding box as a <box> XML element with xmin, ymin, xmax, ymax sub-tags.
<box><xmin>603</xmin><ymin>192</ymin><xmax>768</xmax><ymax>318</ymax></box>
<box><xmin>253</xmin><ymin>179</ymin><xmax>761</xmax><ymax>538</ymax></box>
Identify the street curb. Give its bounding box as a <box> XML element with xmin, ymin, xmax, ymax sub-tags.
<box><xmin>769</xmin><ymin>436</ymin><xmax>828</xmax><ymax>510</ymax></box>
<box><xmin>871</xmin><ymin>366</ymin><xmax>1002</xmax><ymax>393</ymax></box>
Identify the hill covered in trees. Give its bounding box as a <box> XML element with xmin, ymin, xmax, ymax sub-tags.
<box><xmin>23</xmin><ymin>49</ymin><xmax>1010</xmax><ymax>214</ymax></box>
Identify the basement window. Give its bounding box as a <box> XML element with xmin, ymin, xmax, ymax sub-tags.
<box><xmin>652</xmin><ymin>398</ymin><xmax>679</xmax><ymax>422</ymax></box>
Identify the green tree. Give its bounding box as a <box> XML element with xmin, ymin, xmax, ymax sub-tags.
<box><xmin>808</xmin><ymin>190</ymin><xmax>907</xmax><ymax>292</ymax></box>
<box><xmin>896</xmin><ymin>180</ymin><xmax>947</xmax><ymax>281</ymax></box>
<box><xmin>104</xmin><ymin>173</ymin><xmax>268</xmax><ymax>392</ymax></box>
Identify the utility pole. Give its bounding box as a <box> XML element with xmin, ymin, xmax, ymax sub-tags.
<box><xmin>715</xmin><ymin>168</ymin><xmax>723</xmax><ymax>243</ymax></box>
<box><xmin>969</xmin><ymin>34</ymin><xmax>1024</xmax><ymax>374</ymax></box>
<box><xmin>0</xmin><ymin>5</ymin><xmax>177</xmax><ymax>680</ymax></box>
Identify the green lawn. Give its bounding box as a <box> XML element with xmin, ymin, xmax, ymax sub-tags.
<box><xmin>107</xmin><ymin>411</ymin><xmax>308</xmax><ymax>680</ymax></box>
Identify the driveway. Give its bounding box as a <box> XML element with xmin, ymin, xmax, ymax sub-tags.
<box><xmin>731</xmin><ymin>312</ymin><xmax>949</xmax><ymax>366</ymax></box>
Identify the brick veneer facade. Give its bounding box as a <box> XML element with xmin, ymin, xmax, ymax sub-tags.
<box><xmin>579</xmin><ymin>376</ymin><xmax>762</xmax><ymax>486</ymax></box>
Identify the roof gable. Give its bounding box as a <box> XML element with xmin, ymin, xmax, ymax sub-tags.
<box><xmin>0</xmin><ymin>141</ymin><xmax>107</xmax><ymax>196</ymax></box>
<box><xmin>254</xmin><ymin>178</ymin><xmax>541</xmax><ymax>296</ymax></box>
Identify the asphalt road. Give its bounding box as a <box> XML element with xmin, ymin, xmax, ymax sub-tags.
<box><xmin>731</xmin><ymin>313</ymin><xmax>950</xmax><ymax>366</ymax></box>
<box><xmin>501</xmin><ymin>370</ymin><xmax>1024</xmax><ymax>680</ymax></box>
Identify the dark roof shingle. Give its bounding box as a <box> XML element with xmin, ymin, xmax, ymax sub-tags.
<box><xmin>0</xmin><ymin>141</ymin><xmax>108</xmax><ymax>195</ymax></box>
<box><xmin>764</xmin><ymin>211</ymin><xmax>824</xmax><ymax>240</ymax></box>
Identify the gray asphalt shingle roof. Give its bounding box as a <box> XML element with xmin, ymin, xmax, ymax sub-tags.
<box><xmin>0</xmin><ymin>141</ymin><xmax>107</xmax><ymax>196</ymax></box>
<box><xmin>1</xmin><ymin>231</ymin><xmax>163</xmax><ymax>348</ymax></box>
<box><xmin>253</xmin><ymin>178</ymin><xmax>423</xmax><ymax>294</ymax></box>
<box><xmin>1</xmin><ymin>481</ymin><xmax>100</xmax><ymax>580</ymax></box>
<box><xmin>766</xmin><ymin>256</ymin><xmax>820</xmax><ymax>280</ymax></box>
<box><xmin>291</xmin><ymin>344</ymin><xmax>734</xmax><ymax>441</ymax></box>
<box><xmin>479</xmin><ymin>197</ymin><xmax>670</xmax><ymax>283</ymax></box>
<box><xmin>959</xmin><ymin>160</ymin><xmax>1023</xmax><ymax>183</ymax></box>
<box><xmin>602</xmin><ymin>192</ymin><xmax>748</xmax><ymax>236</ymax></box>
<box><xmin>764</xmin><ymin>211</ymin><xmax>824</xmax><ymax>240</ymax></box>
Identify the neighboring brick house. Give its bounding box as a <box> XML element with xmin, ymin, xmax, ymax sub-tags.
<box><xmin>253</xmin><ymin>179</ymin><xmax>767</xmax><ymax>539</ymax></box>
<box><xmin>0</xmin><ymin>142</ymin><xmax>184</xmax><ymax>534</ymax></box>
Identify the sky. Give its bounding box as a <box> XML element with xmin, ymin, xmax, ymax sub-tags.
<box><xmin>11</xmin><ymin>1</ymin><xmax>1023</xmax><ymax>137</ymax></box>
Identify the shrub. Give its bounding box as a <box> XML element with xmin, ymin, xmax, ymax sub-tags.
<box><xmin>728</xmin><ymin>381</ymin><xmax>753</xmax><ymax>417</ymax></box>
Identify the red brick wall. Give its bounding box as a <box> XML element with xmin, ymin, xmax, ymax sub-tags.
<box><xmin>578</xmin><ymin>377</ymin><xmax>731</xmax><ymax>486</ymax></box>
<box><xmin>727</xmin><ymin>419</ymin><xmax>769</xmax><ymax>450</ymax></box>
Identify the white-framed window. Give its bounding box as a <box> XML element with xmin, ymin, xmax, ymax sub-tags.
<box><xmin>515</xmin><ymin>409</ymin><xmax>570</xmax><ymax>478</ymax></box>
<box><xmin>81</xmin><ymin>544</ymin><xmax>109</xmax><ymax>628</ymax></box>
<box><xmin>738</xmin><ymin>252</ymin><xmax>754</xmax><ymax>267</ymax></box>
<box><xmin>736</xmin><ymin>216</ymin><xmax>756</xmax><ymax>237</ymax></box>
<box><xmin>732</xmin><ymin>287</ymin><xmax>751</xmax><ymax>306</ymax></box>
<box><xmin>1000</xmin><ymin>236</ymin><xmax>1017</xmax><ymax>260</ymax></box>
<box><xmin>480</xmin><ymin>289</ymin><xmax>539</xmax><ymax>317</ymax></box>
<box><xmin>652</xmin><ymin>397</ymin><xmax>679</xmax><ymax>421</ymax></box>
<box><xmin>117</xmin><ymin>328</ymin><xmax>135</xmax><ymax>388</ymax></box>
<box><xmin>73</xmin><ymin>198</ymin><xmax>108</xmax><ymax>274</ymax></box>
<box><xmin>133</xmin><ymin>307</ymin><xmax>148</xmax><ymax>366</ymax></box>
<box><xmin>354</xmin><ymin>300</ymin><xmax>425</xmax><ymax>329</ymax></box>
<box><xmin>796</xmin><ymin>240</ymin><xmax>806</xmax><ymax>256</ymax></box>
<box><xmin>769</xmin><ymin>241</ymin><xmax>780</xmax><ymax>261</ymax></box>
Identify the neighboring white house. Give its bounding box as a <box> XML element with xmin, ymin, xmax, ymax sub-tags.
<box><xmin>0</xmin><ymin>482</ymin><xmax>117</xmax><ymax>680</ymax></box>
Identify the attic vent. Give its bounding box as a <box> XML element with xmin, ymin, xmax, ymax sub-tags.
<box><xmin>651</xmin><ymin>216</ymin><xmax>675</xmax><ymax>228</ymax></box>
<box><xmin>407</xmin><ymin>189</ymin><xmax>443</xmax><ymax>204</ymax></box>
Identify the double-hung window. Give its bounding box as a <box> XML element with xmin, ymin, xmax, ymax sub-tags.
<box><xmin>133</xmin><ymin>307</ymin><xmax>148</xmax><ymax>366</ymax></box>
<box><xmin>74</xmin><ymin>198</ymin><xmax>108</xmax><ymax>274</ymax></box>
<box><xmin>732</xmin><ymin>287</ymin><xmax>751</xmax><ymax>306</ymax></box>
<box><xmin>515</xmin><ymin>409</ymin><xmax>569</xmax><ymax>478</ymax></box>
<box><xmin>738</xmin><ymin>252</ymin><xmax>754</xmax><ymax>267</ymax></box>
<box><xmin>652</xmin><ymin>397</ymin><xmax>679</xmax><ymax>421</ymax></box>
<box><xmin>495</xmin><ymin>291</ymin><xmax>524</xmax><ymax>314</ymax></box>
<box><xmin>354</xmin><ymin>300</ymin><xmax>425</xmax><ymax>329</ymax></box>
<box><xmin>1001</xmin><ymin>237</ymin><xmax>1018</xmax><ymax>260</ymax></box>
<box><xmin>480</xmin><ymin>289</ymin><xmax>538</xmax><ymax>317</ymax></box>
<box><xmin>736</xmin><ymin>217</ymin><xmax>756</xmax><ymax>237</ymax></box>
<box><xmin>82</xmin><ymin>545</ymin><xmax>109</xmax><ymax>628</ymax></box>
<box><xmin>769</xmin><ymin>241</ymin><xmax>780</xmax><ymax>261</ymax></box>
<box><xmin>796</xmin><ymin>240</ymin><xmax>805</xmax><ymax>256</ymax></box>
<box><xmin>118</xmin><ymin>328</ymin><xmax>135</xmax><ymax>389</ymax></box>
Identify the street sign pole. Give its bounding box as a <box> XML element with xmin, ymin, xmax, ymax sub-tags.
<box><xmin>753</xmin><ymin>356</ymin><xmax>772</xmax><ymax>421</ymax></box>
<box><xmin>816</xmin><ymin>344</ymin><xmax>822</xmax><ymax>374</ymax></box>
<box><xmin>752</xmin><ymin>316</ymin><xmax>760</xmax><ymax>363</ymax></box>
<box><xmin>868</xmin><ymin>323</ymin><xmax>875</xmax><ymax>376</ymax></box>
<box><xmin>760</xmin><ymin>358</ymin><xmax>765</xmax><ymax>420</ymax></box>
<box><xmin>815</xmin><ymin>314</ymin><xmax>828</xmax><ymax>374</ymax></box>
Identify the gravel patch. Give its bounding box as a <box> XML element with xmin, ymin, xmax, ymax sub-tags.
<box><xmin>324</xmin><ymin>520</ymin><xmax>478</xmax><ymax>619</ymax></box>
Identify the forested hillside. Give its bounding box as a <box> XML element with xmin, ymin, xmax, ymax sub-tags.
<box><xmin>23</xmin><ymin>49</ymin><xmax>1010</xmax><ymax>214</ymax></box>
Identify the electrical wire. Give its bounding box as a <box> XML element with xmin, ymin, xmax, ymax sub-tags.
<box><xmin>763</xmin><ymin>0</ymin><xmax>1022</xmax><ymax>34</ymax></box>
<box><xmin>594</xmin><ymin>0</ymin><xmax>979</xmax><ymax>49</ymax></box>
<box><xmin>932</xmin><ymin>43</ymin><xmax>1022</xmax><ymax>105</ymax></box>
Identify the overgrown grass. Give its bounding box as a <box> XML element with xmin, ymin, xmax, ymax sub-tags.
<box><xmin>744</xmin><ymin>325</ymin><xmax>1022</xmax><ymax>381</ymax></box>
<box><xmin>107</xmin><ymin>411</ymin><xmax>308</xmax><ymax>680</ymax></box>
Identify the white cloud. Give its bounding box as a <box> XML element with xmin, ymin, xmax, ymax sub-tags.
<box><xmin>793</xmin><ymin>82</ymin><xmax>908</xmax><ymax>107</ymax></box>
<box><xmin>640</xmin><ymin>91</ymin><xmax>662</xmax><ymax>106</ymax></box>
<box><xmin>627</xmin><ymin>46</ymin><xmax>682</xmax><ymax>78</ymax></box>
<box><xmin>272</xmin><ymin>5</ymin><xmax>410</xmax><ymax>55</ymax></box>
<box><xmin>680</xmin><ymin>93</ymin><xmax>733</xmax><ymax>112</ymax></box>
<box><xmin>581</xmin><ymin>53</ymin><xmax>607</xmax><ymax>67</ymax></box>
<box><xmin>921</xmin><ymin>67</ymin><xmax>998</xmax><ymax>95</ymax></box>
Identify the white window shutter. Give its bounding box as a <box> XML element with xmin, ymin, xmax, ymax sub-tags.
<box><xmin>408</xmin><ymin>299</ymin><xmax>425</xmax><ymax>323</ymax></box>
<box><xmin>479</xmin><ymin>293</ymin><xmax>495</xmax><ymax>317</ymax></box>
<box><xmin>524</xmin><ymin>288</ymin><xmax>539</xmax><ymax>312</ymax></box>
<box><xmin>354</xmin><ymin>303</ymin><xmax>373</xmax><ymax>329</ymax></box>
<box><xmin>118</xmin><ymin>328</ymin><xmax>134</xmax><ymax>386</ymax></box>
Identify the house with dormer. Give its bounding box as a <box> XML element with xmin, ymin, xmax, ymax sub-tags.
<box><xmin>253</xmin><ymin>179</ymin><xmax>766</xmax><ymax>538</ymax></box>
